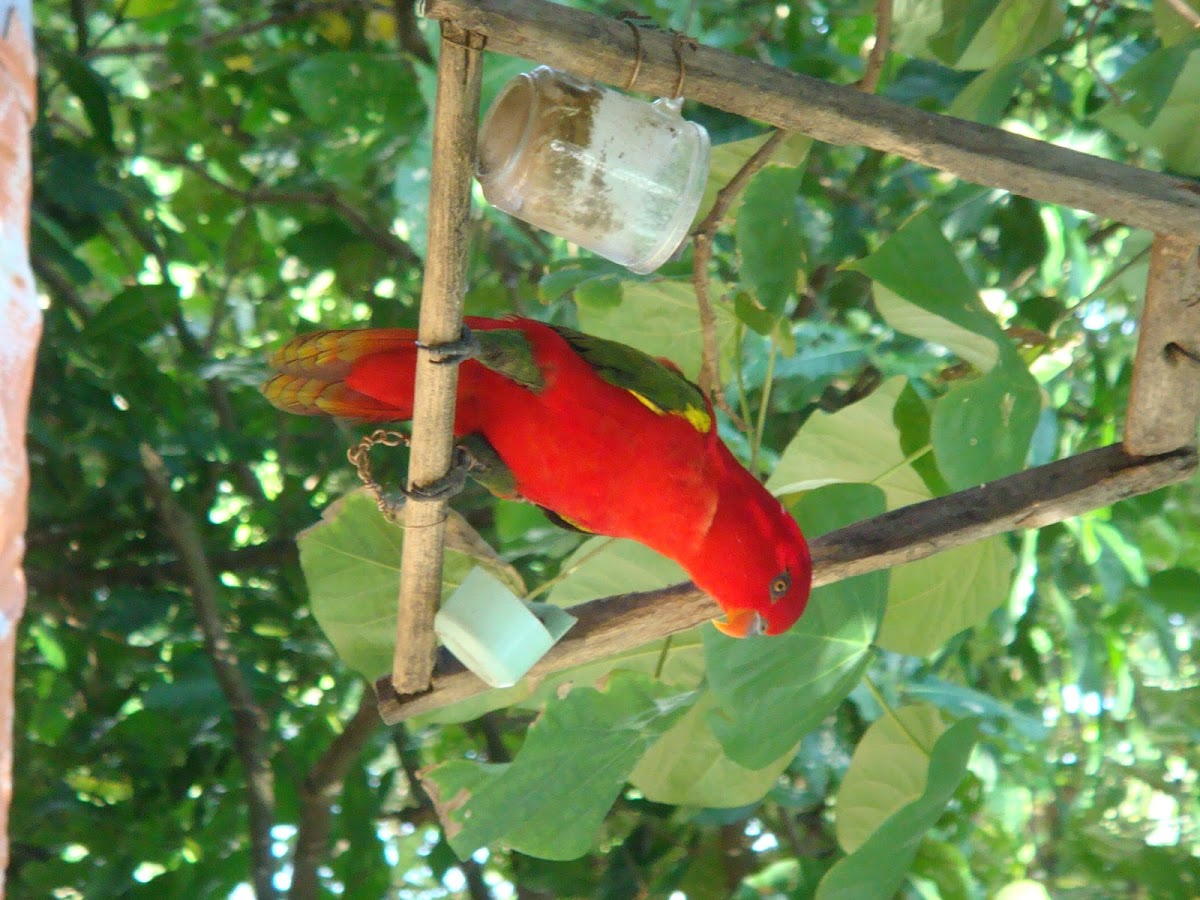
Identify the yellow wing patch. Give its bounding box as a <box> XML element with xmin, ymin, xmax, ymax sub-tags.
<box><xmin>627</xmin><ymin>390</ymin><xmax>713</xmax><ymax>433</ymax></box>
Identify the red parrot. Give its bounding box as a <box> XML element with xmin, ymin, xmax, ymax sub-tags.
<box><xmin>262</xmin><ymin>317</ymin><xmax>811</xmax><ymax>637</ymax></box>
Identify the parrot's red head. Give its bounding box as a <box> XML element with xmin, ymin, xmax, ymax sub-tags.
<box><xmin>691</xmin><ymin>480</ymin><xmax>813</xmax><ymax>638</ymax></box>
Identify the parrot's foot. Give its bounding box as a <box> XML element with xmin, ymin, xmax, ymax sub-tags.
<box><xmin>417</xmin><ymin>325</ymin><xmax>479</xmax><ymax>364</ymax></box>
<box><xmin>406</xmin><ymin>447</ymin><xmax>470</xmax><ymax>501</ymax></box>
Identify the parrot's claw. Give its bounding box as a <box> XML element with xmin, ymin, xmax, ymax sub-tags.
<box><xmin>405</xmin><ymin>446</ymin><xmax>471</xmax><ymax>501</ymax></box>
<box><xmin>417</xmin><ymin>325</ymin><xmax>479</xmax><ymax>365</ymax></box>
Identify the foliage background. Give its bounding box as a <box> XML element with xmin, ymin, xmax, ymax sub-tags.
<box><xmin>18</xmin><ymin>0</ymin><xmax>1200</xmax><ymax>897</ymax></box>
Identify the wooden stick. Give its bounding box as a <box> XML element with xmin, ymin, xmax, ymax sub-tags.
<box><xmin>1124</xmin><ymin>237</ymin><xmax>1200</xmax><ymax>456</ymax></box>
<box><xmin>391</xmin><ymin>23</ymin><xmax>485</xmax><ymax>695</ymax></box>
<box><xmin>375</xmin><ymin>442</ymin><xmax>1197</xmax><ymax>721</ymax></box>
<box><xmin>423</xmin><ymin>0</ymin><xmax>1200</xmax><ymax>241</ymax></box>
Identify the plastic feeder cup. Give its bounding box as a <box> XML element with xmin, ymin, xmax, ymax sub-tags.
<box><xmin>476</xmin><ymin>66</ymin><xmax>711</xmax><ymax>275</ymax></box>
<box><xmin>434</xmin><ymin>568</ymin><xmax>576</xmax><ymax>688</ymax></box>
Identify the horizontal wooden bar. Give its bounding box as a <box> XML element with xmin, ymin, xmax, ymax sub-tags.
<box><xmin>376</xmin><ymin>443</ymin><xmax>1197</xmax><ymax>722</ymax></box>
<box><xmin>1124</xmin><ymin>237</ymin><xmax>1200</xmax><ymax>456</ymax></box>
<box><xmin>423</xmin><ymin>0</ymin><xmax>1200</xmax><ymax>241</ymax></box>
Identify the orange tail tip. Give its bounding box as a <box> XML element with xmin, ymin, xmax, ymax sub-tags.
<box><xmin>260</xmin><ymin>373</ymin><xmax>397</xmax><ymax>418</ymax></box>
<box><xmin>267</xmin><ymin>329</ymin><xmax>417</xmax><ymax>379</ymax></box>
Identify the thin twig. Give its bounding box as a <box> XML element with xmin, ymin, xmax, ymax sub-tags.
<box><xmin>691</xmin><ymin>129</ymin><xmax>791</xmax><ymax>411</ymax></box>
<box><xmin>857</xmin><ymin>0</ymin><xmax>894</xmax><ymax>94</ymax></box>
<box><xmin>139</xmin><ymin>443</ymin><xmax>278</xmax><ymax>900</ymax></box>
<box><xmin>1161</xmin><ymin>0</ymin><xmax>1200</xmax><ymax>29</ymax></box>
<box><xmin>290</xmin><ymin>693</ymin><xmax>382</xmax><ymax>900</ymax></box>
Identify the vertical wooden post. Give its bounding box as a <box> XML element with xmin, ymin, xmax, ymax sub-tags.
<box><xmin>1124</xmin><ymin>236</ymin><xmax>1200</xmax><ymax>457</ymax></box>
<box><xmin>392</xmin><ymin>24</ymin><xmax>486</xmax><ymax>695</ymax></box>
<box><xmin>0</xmin><ymin>0</ymin><xmax>37</xmax><ymax>886</ymax></box>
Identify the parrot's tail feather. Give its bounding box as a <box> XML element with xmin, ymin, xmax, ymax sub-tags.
<box><xmin>267</xmin><ymin>329</ymin><xmax>417</xmax><ymax>379</ymax></box>
<box><xmin>263</xmin><ymin>329</ymin><xmax>422</xmax><ymax>420</ymax></box>
<box><xmin>261</xmin><ymin>373</ymin><xmax>406</xmax><ymax>420</ymax></box>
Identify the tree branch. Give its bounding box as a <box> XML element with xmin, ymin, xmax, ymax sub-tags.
<box><xmin>289</xmin><ymin>693</ymin><xmax>381</xmax><ymax>900</ymax></box>
<box><xmin>375</xmin><ymin>442</ymin><xmax>1198</xmax><ymax>722</ymax></box>
<box><xmin>423</xmin><ymin>0</ymin><xmax>1200</xmax><ymax>240</ymax></box>
<box><xmin>139</xmin><ymin>443</ymin><xmax>278</xmax><ymax>900</ymax></box>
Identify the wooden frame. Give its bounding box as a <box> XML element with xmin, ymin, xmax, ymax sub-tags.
<box><xmin>381</xmin><ymin>0</ymin><xmax>1200</xmax><ymax>723</ymax></box>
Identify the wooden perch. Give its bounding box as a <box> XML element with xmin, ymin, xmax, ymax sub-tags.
<box><xmin>1124</xmin><ymin>236</ymin><xmax>1200</xmax><ymax>456</ymax></box>
<box><xmin>423</xmin><ymin>0</ymin><xmax>1200</xmax><ymax>241</ymax></box>
<box><xmin>375</xmin><ymin>443</ymin><xmax>1197</xmax><ymax>722</ymax></box>
<box><xmin>392</xmin><ymin>23</ymin><xmax>485</xmax><ymax>695</ymax></box>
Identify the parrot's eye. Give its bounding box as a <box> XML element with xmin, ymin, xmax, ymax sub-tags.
<box><xmin>769</xmin><ymin>571</ymin><xmax>791</xmax><ymax>601</ymax></box>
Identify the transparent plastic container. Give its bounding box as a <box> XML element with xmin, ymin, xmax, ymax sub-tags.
<box><xmin>477</xmin><ymin>67</ymin><xmax>711</xmax><ymax>275</ymax></box>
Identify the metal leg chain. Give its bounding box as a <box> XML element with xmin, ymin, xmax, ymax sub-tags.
<box><xmin>348</xmin><ymin>430</ymin><xmax>476</xmax><ymax>524</ymax></box>
<box><xmin>348</xmin><ymin>429</ymin><xmax>412</xmax><ymax>522</ymax></box>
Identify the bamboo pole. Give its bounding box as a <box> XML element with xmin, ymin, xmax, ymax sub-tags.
<box><xmin>376</xmin><ymin>443</ymin><xmax>1197</xmax><ymax>721</ymax></box>
<box><xmin>1124</xmin><ymin>236</ymin><xmax>1200</xmax><ymax>456</ymax></box>
<box><xmin>392</xmin><ymin>23</ymin><xmax>485</xmax><ymax>696</ymax></box>
<box><xmin>423</xmin><ymin>0</ymin><xmax>1200</xmax><ymax>242</ymax></box>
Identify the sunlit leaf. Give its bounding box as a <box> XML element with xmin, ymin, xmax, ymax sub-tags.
<box><xmin>422</xmin><ymin>671</ymin><xmax>697</xmax><ymax>860</ymax></box>
<box><xmin>1095</xmin><ymin>42</ymin><xmax>1200</xmax><ymax>176</ymax></box>
<box><xmin>631</xmin><ymin>691</ymin><xmax>795</xmax><ymax>807</ymax></box>
<box><xmin>768</xmin><ymin>377</ymin><xmax>932</xmax><ymax>509</ymax></box>
<box><xmin>737</xmin><ymin>165</ymin><xmax>807</xmax><ymax>317</ymax></box>
<box><xmin>816</xmin><ymin>714</ymin><xmax>979</xmax><ymax>899</ymax></box>
<box><xmin>297</xmin><ymin>490</ymin><xmax>510</xmax><ymax>678</ymax></box>
<box><xmin>879</xmin><ymin>536</ymin><xmax>1017</xmax><ymax>656</ymax></box>
<box><xmin>931</xmin><ymin>361</ymin><xmax>1042</xmax><ymax>489</ymax></box>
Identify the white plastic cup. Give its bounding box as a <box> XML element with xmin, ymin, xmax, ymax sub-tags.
<box><xmin>476</xmin><ymin>67</ymin><xmax>711</xmax><ymax>275</ymax></box>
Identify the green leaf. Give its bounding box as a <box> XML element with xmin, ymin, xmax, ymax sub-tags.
<box><xmin>1148</xmin><ymin>566</ymin><xmax>1200</xmax><ymax>621</ymax></box>
<box><xmin>852</xmin><ymin>212</ymin><xmax>1006</xmax><ymax>372</ymax></box>
<box><xmin>575</xmin><ymin>279</ymin><xmax>738</xmax><ymax>381</ymax></box>
<box><xmin>930</xmin><ymin>0</ymin><xmax>1064</xmax><ymax>70</ymax></box>
<box><xmin>816</xmin><ymin>714</ymin><xmax>979</xmax><ymax>900</ymax></box>
<box><xmin>695</xmin><ymin>132</ymin><xmax>811</xmax><ymax>225</ymax></box>
<box><xmin>421</xmin><ymin>671</ymin><xmax>696</xmax><ymax>860</ymax></box>
<box><xmin>948</xmin><ymin>59</ymin><xmax>1028</xmax><ymax>125</ymax></box>
<box><xmin>630</xmin><ymin>691</ymin><xmax>795</xmax><ymax>808</ymax></box>
<box><xmin>86</xmin><ymin>284</ymin><xmax>178</xmax><ymax>345</ymax></box>
<box><xmin>893</xmin><ymin>381</ymin><xmax>950</xmax><ymax>496</ymax></box>
<box><xmin>736</xmin><ymin>165</ymin><xmax>807</xmax><ymax>317</ymax></box>
<box><xmin>878</xmin><ymin>536</ymin><xmax>1016</xmax><ymax>656</ymax></box>
<box><xmin>289</xmin><ymin>52</ymin><xmax>426</xmax><ymax>134</ymax></box>
<box><xmin>1095</xmin><ymin>42</ymin><xmax>1200</xmax><ymax>175</ymax></box>
<box><xmin>836</xmin><ymin>705</ymin><xmax>948</xmax><ymax>853</ymax></box>
<box><xmin>1154</xmin><ymin>0</ymin><xmax>1200</xmax><ymax>46</ymax></box>
<box><xmin>124</xmin><ymin>0</ymin><xmax>180</xmax><ymax>17</ymax></box>
<box><xmin>706</xmin><ymin>485</ymin><xmax>887</xmax><ymax>768</ymax></box>
<box><xmin>931</xmin><ymin>361</ymin><xmax>1041</xmax><ymax>489</ymax></box>
<box><xmin>768</xmin><ymin>377</ymin><xmax>932</xmax><ymax>509</ymax></box>
<box><xmin>53</xmin><ymin>53</ymin><xmax>116</xmax><ymax>151</ymax></box>
<box><xmin>297</xmin><ymin>491</ymin><xmax>483</xmax><ymax>678</ymax></box>
<box><xmin>545</xmin><ymin>537</ymin><xmax>686</xmax><ymax>608</ymax></box>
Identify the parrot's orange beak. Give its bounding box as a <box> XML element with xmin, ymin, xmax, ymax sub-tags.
<box><xmin>712</xmin><ymin>609</ymin><xmax>767</xmax><ymax>638</ymax></box>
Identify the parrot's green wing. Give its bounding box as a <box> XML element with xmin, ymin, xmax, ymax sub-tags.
<box><xmin>549</xmin><ymin>325</ymin><xmax>713</xmax><ymax>433</ymax></box>
<box><xmin>472</xmin><ymin>329</ymin><xmax>545</xmax><ymax>391</ymax></box>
